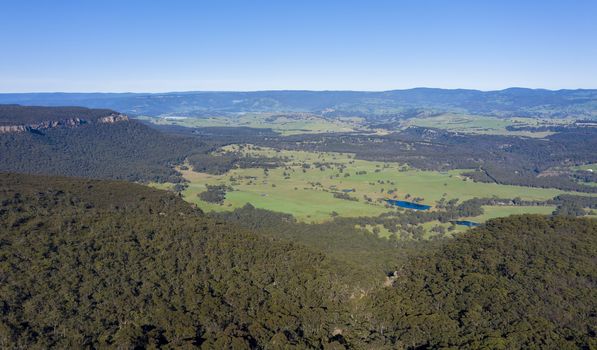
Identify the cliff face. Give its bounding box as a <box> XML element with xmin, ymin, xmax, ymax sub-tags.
<box><xmin>98</xmin><ymin>114</ymin><xmax>129</xmax><ymax>124</ymax></box>
<box><xmin>0</xmin><ymin>125</ymin><xmax>28</xmax><ymax>133</ymax></box>
<box><xmin>0</xmin><ymin>113</ymin><xmax>128</xmax><ymax>134</ymax></box>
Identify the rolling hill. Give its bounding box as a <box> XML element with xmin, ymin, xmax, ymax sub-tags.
<box><xmin>1</xmin><ymin>88</ymin><xmax>596</xmax><ymax>118</ymax></box>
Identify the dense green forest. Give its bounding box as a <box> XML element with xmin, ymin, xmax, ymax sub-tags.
<box><xmin>0</xmin><ymin>173</ymin><xmax>361</xmax><ymax>348</ymax></box>
<box><xmin>0</xmin><ymin>121</ymin><xmax>204</xmax><ymax>183</ymax></box>
<box><xmin>1</xmin><ymin>173</ymin><xmax>595</xmax><ymax>348</ymax></box>
<box><xmin>0</xmin><ymin>105</ymin><xmax>210</xmax><ymax>183</ymax></box>
<box><xmin>362</xmin><ymin>215</ymin><xmax>597</xmax><ymax>348</ymax></box>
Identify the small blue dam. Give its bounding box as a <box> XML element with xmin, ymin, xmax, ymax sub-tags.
<box><xmin>385</xmin><ymin>199</ymin><xmax>431</xmax><ymax>210</ymax></box>
<box><xmin>452</xmin><ymin>220</ymin><xmax>480</xmax><ymax>227</ymax></box>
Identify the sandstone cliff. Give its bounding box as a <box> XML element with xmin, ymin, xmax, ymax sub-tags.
<box><xmin>0</xmin><ymin>113</ymin><xmax>128</xmax><ymax>134</ymax></box>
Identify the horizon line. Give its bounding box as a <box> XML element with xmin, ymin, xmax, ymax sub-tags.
<box><xmin>1</xmin><ymin>86</ymin><xmax>596</xmax><ymax>94</ymax></box>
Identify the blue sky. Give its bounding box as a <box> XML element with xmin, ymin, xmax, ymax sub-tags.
<box><xmin>1</xmin><ymin>0</ymin><xmax>596</xmax><ymax>92</ymax></box>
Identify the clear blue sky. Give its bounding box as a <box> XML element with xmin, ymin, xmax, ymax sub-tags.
<box><xmin>1</xmin><ymin>0</ymin><xmax>596</xmax><ymax>92</ymax></box>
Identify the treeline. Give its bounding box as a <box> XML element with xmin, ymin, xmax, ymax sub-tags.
<box><xmin>463</xmin><ymin>166</ymin><xmax>597</xmax><ymax>193</ymax></box>
<box><xmin>552</xmin><ymin>194</ymin><xmax>597</xmax><ymax>217</ymax></box>
<box><xmin>331</xmin><ymin>197</ymin><xmax>487</xmax><ymax>240</ymax></box>
<box><xmin>188</xmin><ymin>152</ymin><xmax>285</xmax><ymax>175</ymax></box>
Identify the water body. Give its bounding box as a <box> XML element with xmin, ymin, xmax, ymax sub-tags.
<box><xmin>385</xmin><ymin>199</ymin><xmax>431</xmax><ymax>210</ymax></box>
<box><xmin>452</xmin><ymin>220</ymin><xmax>480</xmax><ymax>227</ymax></box>
<box><xmin>342</xmin><ymin>189</ymin><xmax>354</xmax><ymax>193</ymax></box>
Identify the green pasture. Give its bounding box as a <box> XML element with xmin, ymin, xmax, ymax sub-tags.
<box><xmin>404</xmin><ymin>113</ymin><xmax>562</xmax><ymax>138</ymax></box>
<box><xmin>571</xmin><ymin>163</ymin><xmax>597</xmax><ymax>171</ymax></box>
<box><xmin>157</xmin><ymin>145</ymin><xmax>588</xmax><ymax>226</ymax></box>
<box><xmin>416</xmin><ymin>205</ymin><xmax>557</xmax><ymax>238</ymax></box>
<box><xmin>137</xmin><ymin>113</ymin><xmax>364</xmax><ymax>135</ymax></box>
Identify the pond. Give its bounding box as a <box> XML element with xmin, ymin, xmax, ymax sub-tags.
<box><xmin>452</xmin><ymin>220</ymin><xmax>480</xmax><ymax>227</ymax></box>
<box><xmin>385</xmin><ymin>199</ymin><xmax>431</xmax><ymax>210</ymax></box>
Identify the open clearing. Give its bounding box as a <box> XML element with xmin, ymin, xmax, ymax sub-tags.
<box><xmin>138</xmin><ymin>112</ymin><xmax>576</xmax><ymax>138</ymax></box>
<box><xmin>138</xmin><ymin>113</ymin><xmax>365</xmax><ymax>135</ymax></box>
<box><xmin>572</xmin><ymin>163</ymin><xmax>597</xmax><ymax>171</ymax></box>
<box><xmin>403</xmin><ymin>113</ymin><xmax>569</xmax><ymax>138</ymax></box>
<box><xmin>417</xmin><ymin>205</ymin><xmax>558</xmax><ymax>238</ymax></box>
<box><xmin>151</xmin><ymin>145</ymin><xmax>590</xmax><ymax>233</ymax></box>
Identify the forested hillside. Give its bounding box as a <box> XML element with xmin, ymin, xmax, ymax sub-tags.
<box><xmin>1</xmin><ymin>173</ymin><xmax>595</xmax><ymax>348</ymax></box>
<box><xmin>0</xmin><ymin>105</ymin><xmax>207</xmax><ymax>182</ymax></box>
<box><xmin>0</xmin><ymin>173</ymin><xmax>360</xmax><ymax>348</ymax></box>
<box><xmin>363</xmin><ymin>215</ymin><xmax>597</xmax><ymax>348</ymax></box>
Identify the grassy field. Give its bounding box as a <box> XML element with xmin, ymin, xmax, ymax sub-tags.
<box><xmin>148</xmin><ymin>182</ymin><xmax>175</xmax><ymax>191</ymax></box>
<box><xmin>463</xmin><ymin>205</ymin><xmax>557</xmax><ymax>222</ymax></box>
<box><xmin>403</xmin><ymin>113</ymin><xmax>569</xmax><ymax>138</ymax></box>
<box><xmin>416</xmin><ymin>205</ymin><xmax>557</xmax><ymax>238</ymax></box>
<box><xmin>151</xmin><ymin>145</ymin><xmax>591</xmax><ymax>230</ymax></box>
<box><xmin>138</xmin><ymin>112</ymin><xmax>575</xmax><ymax>138</ymax></box>
<box><xmin>138</xmin><ymin>113</ymin><xmax>365</xmax><ymax>135</ymax></box>
<box><xmin>572</xmin><ymin>163</ymin><xmax>597</xmax><ymax>171</ymax></box>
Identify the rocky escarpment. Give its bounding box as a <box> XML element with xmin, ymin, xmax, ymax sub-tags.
<box><xmin>0</xmin><ymin>125</ymin><xmax>28</xmax><ymax>133</ymax></box>
<box><xmin>0</xmin><ymin>113</ymin><xmax>128</xmax><ymax>134</ymax></box>
<box><xmin>98</xmin><ymin>114</ymin><xmax>129</xmax><ymax>124</ymax></box>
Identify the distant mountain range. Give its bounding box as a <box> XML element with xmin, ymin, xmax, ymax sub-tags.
<box><xmin>1</xmin><ymin>88</ymin><xmax>596</xmax><ymax>118</ymax></box>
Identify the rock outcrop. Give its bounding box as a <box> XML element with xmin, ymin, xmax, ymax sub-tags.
<box><xmin>0</xmin><ymin>114</ymin><xmax>128</xmax><ymax>134</ymax></box>
<box><xmin>0</xmin><ymin>125</ymin><xmax>28</xmax><ymax>133</ymax></box>
<box><xmin>98</xmin><ymin>114</ymin><xmax>129</xmax><ymax>124</ymax></box>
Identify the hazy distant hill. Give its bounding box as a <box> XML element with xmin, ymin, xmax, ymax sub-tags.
<box><xmin>1</xmin><ymin>88</ymin><xmax>596</xmax><ymax>118</ymax></box>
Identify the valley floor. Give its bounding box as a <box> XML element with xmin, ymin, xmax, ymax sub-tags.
<box><xmin>151</xmin><ymin>144</ymin><xmax>589</xmax><ymax>237</ymax></box>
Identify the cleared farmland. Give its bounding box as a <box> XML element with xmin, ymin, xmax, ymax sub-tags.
<box><xmin>151</xmin><ymin>145</ymin><xmax>587</xmax><ymax>233</ymax></box>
